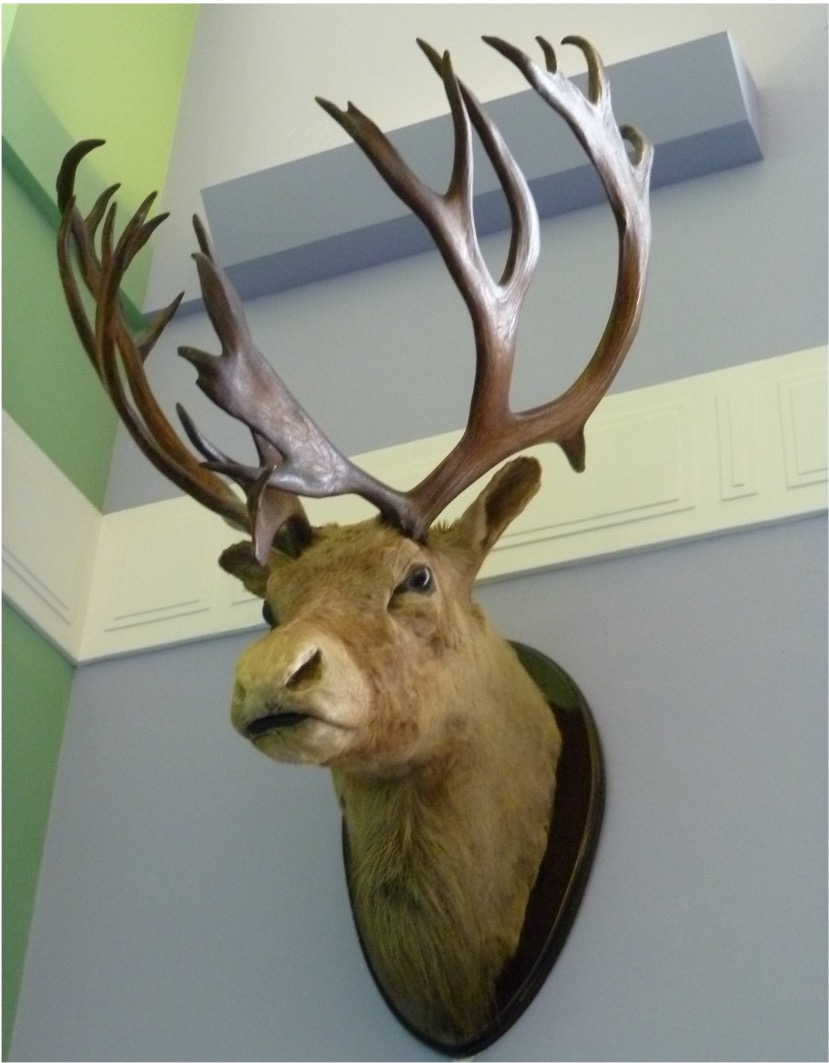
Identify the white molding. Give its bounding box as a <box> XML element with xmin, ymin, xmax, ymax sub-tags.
<box><xmin>2</xmin><ymin>412</ymin><xmax>102</xmax><ymax>661</ymax></box>
<box><xmin>3</xmin><ymin>348</ymin><xmax>826</xmax><ymax>664</ymax></box>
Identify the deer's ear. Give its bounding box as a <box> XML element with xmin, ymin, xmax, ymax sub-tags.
<box><xmin>441</xmin><ymin>457</ymin><xmax>541</xmax><ymax>578</ymax></box>
<box><xmin>219</xmin><ymin>541</ymin><xmax>270</xmax><ymax>598</ymax></box>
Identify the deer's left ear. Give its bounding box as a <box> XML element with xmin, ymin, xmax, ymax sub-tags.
<box><xmin>219</xmin><ymin>541</ymin><xmax>270</xmax><ymax>598</ymax></box>
<box><xmin>441</xmin><ymin>456</ymin><xmax>541</xmax><ymax>579</ymax></box>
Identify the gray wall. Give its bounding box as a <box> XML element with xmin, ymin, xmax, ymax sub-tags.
<box><xmin>12</xmin><ymin>6</ymin><xmax>827</xmax><ymax>1061</ymax></box>
<box><xmin>11</xmin><ymin>516</ymin><xmax>828</xmax><ymax>1062</ymax></box>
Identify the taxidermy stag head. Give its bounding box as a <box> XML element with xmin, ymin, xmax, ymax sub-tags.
<box><xmin>57</xmin><ymin>34</ymin><xmax>652</xmax><ymax>1055</ymax></box>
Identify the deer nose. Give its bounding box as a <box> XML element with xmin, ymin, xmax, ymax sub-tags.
<box><xmin>231</xmin><ymin>635</ymin><xmax>325</xmax><ymax>729</ymax></box>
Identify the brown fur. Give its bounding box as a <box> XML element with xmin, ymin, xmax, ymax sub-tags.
<box><xmin>223</xmin><ymin>458</ymin><xmax>562</xmax><ymax>1042</ymax></box>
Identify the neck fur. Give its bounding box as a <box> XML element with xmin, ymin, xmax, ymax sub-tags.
<box><xmin>333</xmin><ymin>638</ymin><xmax>561</xmax><ymax>1043</ymax></box>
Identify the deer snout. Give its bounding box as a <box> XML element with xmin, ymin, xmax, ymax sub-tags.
<box><xmin>230</xmin><ymin>626</ymin><xmax>370</xmax><ymax>747</ymax></box>
<box><xmin>231</xmin><ymin>637</ymin><xmax>320</xmax><ymax>732</ymax></box>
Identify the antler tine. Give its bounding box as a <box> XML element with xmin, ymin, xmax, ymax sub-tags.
<box><xmin>57</xmin><ymin>141</ymin><xmax>252</xmax><ymax>531</ymax></box>
<box><xmin>176</xmin><ymin>402</ymin><xmax>311</xmax><ymax>564</ymax></box>
<box><xmin>315</xmin><ymin>47</ymin><xmax>473</xmax><ymax>263</ymax></box>
<box><xmin>317</xmin><ymin>43</ymin><xmax>538</xmax><ymax>359</ymax></box>
<box><xmin>485</xmin><ymin>34</ymin><xmax>653</xmax><ymax>465</ymax></box>
<box><xmin>416</xmin><ymin>39</ymin><xmax>539</xmax><ymax>296</ymax></box>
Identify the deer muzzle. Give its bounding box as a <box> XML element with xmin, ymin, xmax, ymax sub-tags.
<box><xmin>230</xmin><ymin>626</ymin><xmax>371</xmax><ymax>758</ymax></box>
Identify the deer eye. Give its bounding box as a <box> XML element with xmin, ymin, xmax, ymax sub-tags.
<box><xmin>262</xmin><ymin>601</ymin><xmax>278</xmax><ymax>628</ymax></box>
<box><xmin>394</xmin><ymin>565</ymin><xmax>434</xmax><ymax>596</ymax></box>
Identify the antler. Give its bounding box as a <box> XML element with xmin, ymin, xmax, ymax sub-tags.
<box><xmin>56</xmin><ymin>34</ymin><xmax>652</xmax><ymax>557</ymax></box>
<box><xmin>336</xmin><ymin>35</ymin><xmax>653</xmax><ymax>535</ymax></box>
<box><xmin>175</xmin><ymin>219</ymin><xmax>423</xmax><ymax>539</ymax></box>
<box><xmin>208</xmin><ymin>34</ymin><xmax>652</xmax><ymax>540</ymax></box>
<box><xmin>56</xmin><ymin>140</ymin><xmax>315</xmax><ymax>558</ymax></box>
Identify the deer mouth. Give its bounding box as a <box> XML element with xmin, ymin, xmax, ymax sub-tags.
<box><xmin>247</xmin><ymin>709</ymin><xmax>311</xmax><ymax>736</ymax></box>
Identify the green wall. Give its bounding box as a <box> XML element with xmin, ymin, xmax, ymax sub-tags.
<box><xmin>1</xmin><ymin>603</ymin><xmax>75</xmax><ymax>1057</ymax></box>
<box><xmin>2</xmin><ymin>162</ymin><xmax>118</xmax><ymax>505</ymax></box>
<box><xmin>2</xmin><ymin>6</ymin><xmax>18</xmax><ymax>58</ymax></box>
<box><xmin>1</xmin><ymin>5</ymin><xmax>197</xmax><ymax>1055</ymax></box>
<box><xmin>6</xmin><ymin>4</ymin><xmax>196</xmax><ymax>215</ymax></box>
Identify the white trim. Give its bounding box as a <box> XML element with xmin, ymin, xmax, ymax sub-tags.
<box><xmin>3</xmin><ymin>348</ymin><xmax>826</xmax><ymax>664</ymax></box>
<box><xmin>2</xmin><ymin>412</ymin><xmax>102</xmax><ymax>661</ymax></box>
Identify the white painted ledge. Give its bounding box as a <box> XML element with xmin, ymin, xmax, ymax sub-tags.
<box><xmin>3</xmin><ymin>347</ymin><xmax>826</xmax><ymax>664</ymax></box>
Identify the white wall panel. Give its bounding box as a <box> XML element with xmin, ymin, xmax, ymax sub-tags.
<box><xmin>5</xmin><ymin>348</ymin><xmax>825</xmax><ymax>663</ymax></box>
<box><xmin>2</xmin><ymin>412</ymin><xmax>100</xmax><ymax>661</ymax></box>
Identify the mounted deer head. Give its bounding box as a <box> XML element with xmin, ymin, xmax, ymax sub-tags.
<box><xmin>56</xmin><ymin>34</ymin><xmax>652</xmax><ymax>1055</ymax></box>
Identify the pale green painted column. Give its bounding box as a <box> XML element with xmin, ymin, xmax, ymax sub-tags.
<box><xmin>1</xmin><ymin>6</ymin><xmax>198</xmax><ymax>1055</ymax></box>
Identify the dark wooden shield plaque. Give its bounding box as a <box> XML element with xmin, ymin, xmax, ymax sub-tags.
<box><xmin>342</xmin><ymin>641</ymin><xmax>605</xmax><ymax>1057</ymax></box>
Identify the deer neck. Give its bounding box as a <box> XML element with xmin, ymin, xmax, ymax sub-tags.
<box><xmin>331</xmin><ymin>636</ymin><xmax>561</xmax><ymax>1042</ymax></box>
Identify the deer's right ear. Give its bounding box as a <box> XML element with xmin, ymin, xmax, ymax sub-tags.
<box><xmin>440</xmin><ymin>457</ymin><xmax>542</xmax><ymax>580</ymax></box>
<box><xmin>219</xmin><ymin>541</ymin><xmax>269</xmax><ymax>598</ymax></box>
